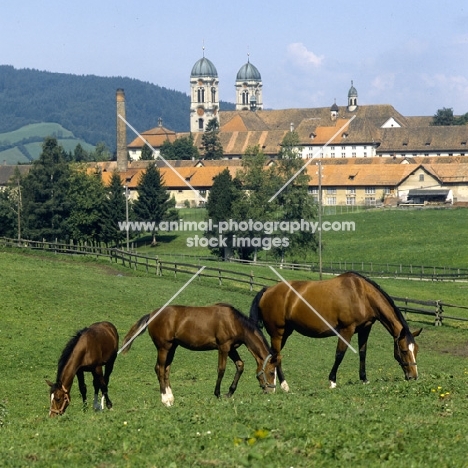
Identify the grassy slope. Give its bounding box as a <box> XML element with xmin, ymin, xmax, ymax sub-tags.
<box><xmin>0</xmin><ymin>123</ymin><xmax>95</xmax><ymax>162</ymax></box>
<box><xmin>136</xmin><ymin>206</ymin><xmax>468</xmax><ymax>269</ymax></box>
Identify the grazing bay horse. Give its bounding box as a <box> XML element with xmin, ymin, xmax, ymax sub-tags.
<box><xmin>47</xmin><ymin>321</ymin><xmax>118</xmax><ymax>417</ymax></box>
<box><xmin>249</xmin><ymin>272</ymin><xmax>421</xmax><ymax>391</ymax></box>
<box><xmin>121</xmin><ymin>303</ymin><xmax>279</xmax><ymax>406</ymax></box>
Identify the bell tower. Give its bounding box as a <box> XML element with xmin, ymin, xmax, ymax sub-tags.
<box><xmin>190</xmin><ymin>49</ymin><xmax>219</xmax><ymax>133</ymax></box>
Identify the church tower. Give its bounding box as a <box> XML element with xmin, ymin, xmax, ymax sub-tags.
<box><xmin>347</xmin><ymin>81</ymin><xmax>358</xmax><ymax>112</ymax></box>
<box><xmin>190</xmin><ymin>50</ymin><xmax>219</xmax><ymax>133</ymax></box>
<box><xmin>235</xmin><ymin>56</ymin><xmax>263</xmax><ymax>111</ymax></box>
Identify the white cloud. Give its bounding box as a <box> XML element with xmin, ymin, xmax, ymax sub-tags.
<box><xmin>370</xmin><ymin>73</ymin><xmax>396</xmax><ymax>94</ymax></box>
<box><xmin>287</xmin><ymin>43</ymin><xmax>324</xmax><ymax>68</ymax></box>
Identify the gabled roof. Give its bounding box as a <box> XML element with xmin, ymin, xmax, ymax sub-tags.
<box><xmin>128</xmin><ymin>125</ymin><xmax>177</xmax><ymax>149</ymax></box>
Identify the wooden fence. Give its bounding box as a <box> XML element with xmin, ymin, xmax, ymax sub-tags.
<box><xmin>1</xmin><ymin>237</ymin><xmax>468</xmax><ymax>326</ymax></box>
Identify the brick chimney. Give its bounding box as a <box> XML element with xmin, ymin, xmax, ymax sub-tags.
<box><xmin>116</xmin><ymin>88</ymin><xmax>127</xmax><ymax>172</ymax></box>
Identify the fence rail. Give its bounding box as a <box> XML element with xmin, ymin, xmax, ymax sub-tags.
<box><xmin>1</xmin><ymin>237</ymin><xmax>467</xmax><ymax>326</ymax></box>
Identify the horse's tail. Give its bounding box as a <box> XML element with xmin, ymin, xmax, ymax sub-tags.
<box><xmin>121</xmin><ymin>314</ymin><xmax>151</xmax><ymax>354</ymax></box>
<box><xmin>249</xmin><ymin>287</ymin><xmax>267</xmax><ymax>329</ymax></box>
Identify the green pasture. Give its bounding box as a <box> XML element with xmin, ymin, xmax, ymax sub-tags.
<box><xmin>132</xmin><ymin>207</ymin><xmax>468</xmax><ymax>269</ymax></box>
<box><xmin>1</xmin><ymin>247</ymin><xmax>468</xmax><ymax>467</ymax></box>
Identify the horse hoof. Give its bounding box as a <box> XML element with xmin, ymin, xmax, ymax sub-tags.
<box><xmin>329</xmin><ymin>381</ymin><xmax>337</xmax><ymax>389</ymax></box>
<box><xmin>280</xmin><ymin>381</ymin><xmax>290</xmax><ymax>392</ymax></box>
<box><xmin>362</xmin><ymin>380</ymin><xmax>370</xmax><ymax>385</ymax></box>
<box><xmin>93</xmin><ymin>404</ymin><xmax>103</xmax><ymax>411</ymax></box>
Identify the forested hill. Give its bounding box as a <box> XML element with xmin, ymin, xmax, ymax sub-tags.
<box><xmin>0</xmin><ymin>65</ymin><xmax>235</xmax><ymax>151</ymax></box>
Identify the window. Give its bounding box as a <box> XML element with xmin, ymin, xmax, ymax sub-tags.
<box><xmin>365</xmin><ymin>187</ymin><xmax>375</xmax><ymax>194</ymax></box>
<box><xmin>308</xmin><ymin>187</ymin><xmax>318</xmax><ymax>194</ymax></box>
<box><xmin>346</xmin><ymin>196</ymin><xmax>356</xmax><ymax>205</ymax></box>
<box><xmin>365</xmin><ymin>197</ymin><xmax>376</xmax><ymax>206</ymax></box>
<box><xmin>198</xmin><ymin>118</ymin><xmax>204</xmax><ymax>130</ymax></box>
<box><xmin>419</xmin><ymin>174</ymin><xmax>424</xmax><ymax>182</ymax></box>
<box><xmin>331</xmin><ymin>153</ymin><xmax>335</xmax><ymax>158</ymax></box>
<box><xmin>347</xmin><ymin>187</ymin><xmax>356</xmax><ymax>194</ymax></box>
<box><xmin>241</xmin><ymin>91</ymin><xmax>249</xmax><ymax>105</ymax></box>
<box><xmin>197</xmin><ymin>88</ymin><xmax>205</xmax><ymax>103</ymax></box>
<box><xmin>326</xmin><ymin>188</ymin><xmax>337</xmax><ymax>194</ymax></box>
<box><xmin>326</xmin><ymin>196</ymin><xmax>336</xmax><ymax>205</ymax></box>
<box><xmin>341</xmin><ymin>153</ymin><xmax>346</xmax><ymax>158</ymax></box>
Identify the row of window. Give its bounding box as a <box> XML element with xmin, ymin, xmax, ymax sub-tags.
<box><xmin>317</xmin><ymin>196</ymin><xmax>377</xmax><ymax>206</ymax></box>
<box><xmin>308</xmin><ymin>187</ymin><xmax>387</xmax><ymax>194</ymax></box>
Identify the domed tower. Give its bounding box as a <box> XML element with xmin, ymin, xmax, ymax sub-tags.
<box><xmin>235</xmin><ymin>57</ymin><xmax>263</xmax><ymax>111</ymax></box>
<box><xmin>347</xmin><ymin>80</ymin><xmax>358</xmax><ymax>112</ymax></box>
<box><xmin>330</xmin><ymin>99</ymin><xmax>339</xmax><ymax>121</ymax></box>
<box><xmin>190</xmin><ymin>52</ymin><xmax>219</xmax><ymax>133</ymax></box>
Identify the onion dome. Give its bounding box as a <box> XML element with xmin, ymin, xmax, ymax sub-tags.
<box><xmin>236</xmin><ymin>60</ymin><xmax>261</xmax><ymax>81</ymax></box>
<box><xmin>191</xmin><ymin>57</ymin><xmax>218</xmax><ymax>78</ymax></box>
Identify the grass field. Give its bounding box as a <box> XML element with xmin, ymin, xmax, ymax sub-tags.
<box><xmin>2</xmin><ymin>207</ymin><xmax>468</xmax><ymax>466</ymax></box>
<box><xmin>135</xmin><ymin>207</ymin><xmax>468</xmax><ymax>269</ymax></box>
<box><xmin>1</xmin><ymin>243</ymin><xmax>468</xmax><ymax>467</ymax></box>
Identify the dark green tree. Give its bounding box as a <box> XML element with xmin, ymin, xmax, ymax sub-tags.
<box><xmin>90</xmin><ymin>142</ymin><xmax>112</xmax><ymax>162</ymax></box>
<box><xmin>132</xmin><ymin>162</ymin><xmax>175</xmax><ymax>245</ymax></box>
<box><xmin>204</xmin><ymin>168</ymin><xmax>242</xmax><ymax>259</ymax></box>
<box><xmin>272</xmin><ymin>131</ymin><xmax>317</xmax><ymax>261</ymax></box>
<box><xmin>160</xmin><ymin>135</ymin><xmax>200</xmax><ymax>160</ymax></box>
<box><xmin>73</xmin><ymin>143</ymin><xmax>89</xmax><ymax>162</ymax></box>
<box><xmin>140</xmin><ymin>143</ymin><xmax>155</xmax><ymax>160</ymax></box>
<box><xmin>231</xmin><ymin>146</ymin><xmax>278</xmax><ymax>260</ymax></box>
<box><xmin>201</xmin><ymin>118</ymin><xmax>224</xmax><ymax>160</ymax></box>
<box><xmin>432</xmin><ymin>108</ymin><xmax>455</xmax><ymax>126</ymax></box>
<box><xmin>21</xmin><ymin>137</ymin><xmax>71</xmax><ymax>241</ymax></box>
<box><xmin>101</xmin><ymin>171</ymin><xmax>127</xmax><ymax>246</ymax></box>
<box><xmin>0</xmin><ymin>167</ymin><xmax>23</xmax><ymax>240</ymax></box>
<box><xmin>65</xmin><ymin>166</ymin><xmax>106</xmax><ymax>243</ymax></box>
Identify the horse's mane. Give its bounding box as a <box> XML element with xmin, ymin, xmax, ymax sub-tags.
<box><xmin>56</xmin><ymin>327</ymin><xmax>88</xmax><ymax>383</ymax></box>
<box><xmin>215</xmin><ymin>302</ymin><xmax>272</xmax><ymax>351</ymax></box>
<box><xmin>347</xmin><ymin>271</ymin><xmax>411</xmax><ymax>332</ymax></box>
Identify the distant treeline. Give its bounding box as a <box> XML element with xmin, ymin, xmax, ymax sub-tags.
<box><xmin>0</xmin><ymin>65</ymin><xmax>235</xmax><ymax>152</ymax></box>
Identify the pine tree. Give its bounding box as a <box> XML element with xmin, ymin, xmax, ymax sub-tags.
<box><xmin>101</xmin><ymin>171</ymin><xmax>127</xmax><ymax>246</ymax></box>
<box><xmin>132</xmin><ymin>162</ymin><xmax>175</xmax><ymax>245</ymax></box>
<box><xmin>204</xmin><ymin>168</ymin><xmax>241</xmax><ymax>258</ymax></box>
<box><xmin>201</xmin><ymin>118</ymin><xmax>224</xmax><ymax>160</ymax></box>
<box><xmin>21</xmin><ymin>137</ymin><xmax>71</xmax><ymax>241</ymax></box>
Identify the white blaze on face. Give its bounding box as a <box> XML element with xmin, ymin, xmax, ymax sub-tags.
<box><xmin>281</xmin><ymin>380</ymin><xmax>290</xmax><ymax>392</ymax></box>
<box><xmin>408</xmin><ymin>343</ymin><xmax>417</xmax><ymax>372</ymax></box>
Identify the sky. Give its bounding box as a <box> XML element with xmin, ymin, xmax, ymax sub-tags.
<box><xmin>1</xmin><ymin>1</ymin><xmax>468</xmax><ymax>118</ymax></box>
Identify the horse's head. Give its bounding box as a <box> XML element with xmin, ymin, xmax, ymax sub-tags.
<box><xmin>46</xmin><ymin>380</ymin><xmax>70</xmax><ymax>417</ymax></box>
<box><xmin>394</xmin><ymin>328</ymin><xmax>422</xmax><ymax>380</ymax></box>
<box><xmin>256</xmin><ymin>354</ymin><xmax>280</xmax><ymax>393</ymax></box>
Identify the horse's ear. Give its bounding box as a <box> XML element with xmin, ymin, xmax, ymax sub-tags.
<box><xmin>46</xmin><ymin>379</ymin><xmax>53</xmax><ymax>387</ymax></box>
<box><xmin>411</xmin><ymin>328</ymin><xmax>423</xmax><ymax>338</ymax></box>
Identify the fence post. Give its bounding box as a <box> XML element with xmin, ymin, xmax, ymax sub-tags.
<box><xmin>218</xmin><ymin>268</ymin><xmax>222</xmax><ymax>286</ymax></box>
<box><xmin>249</xmin><ymin>270</ymin><xmax>254</xmax><ymax>292</ymax></box>
<box><xmin>434</xmin><ymin>300</ymin><xmax>443</xmax><ymax>326</ymax></box>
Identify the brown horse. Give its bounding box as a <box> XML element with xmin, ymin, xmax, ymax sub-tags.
<box><xmin>249</xmin><ymin>272</ymin><xmax>422</xmax><ymax>391</ymax></box>
<box><xmin>46</xmin><ymin>321</ymin><xmax>118</xmax><ymax>417</ymax></box>
<box><xmin>121</xmin><ymin>303</ymin><xmax>279</xmax><ymax>406</ymax></box>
